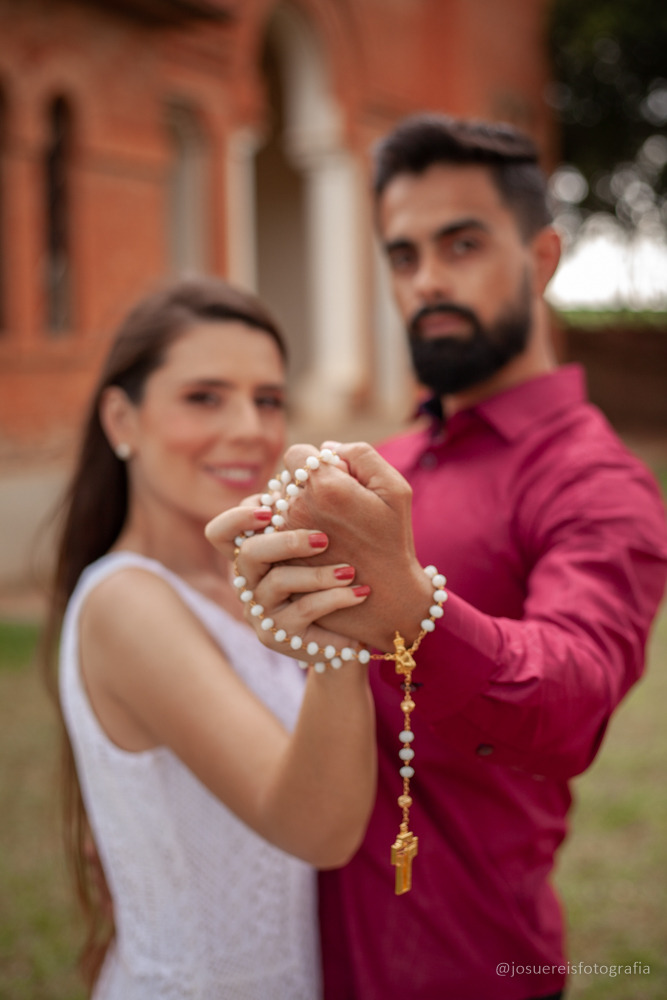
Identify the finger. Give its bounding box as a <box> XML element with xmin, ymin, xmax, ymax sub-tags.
<box><xmin>319</xmin><ymin>440</ymin><xmax>351</xmax><ymax>474</ymax></box>
<box><xmin>233</xmin><ymin>528</ymin><xmax>330</xmax><ymax>588</ymax></box>
<box><xmin>283</xmin><ymin>442</ymin><xmax>350</xmax><ymax>481</ymax></box>
<box><xmin>239</xmin><ymin>491</ymin><xmax>266</xmax><ymax>509</ymax></box>
<box><xmin>282</xmin><ymin>443</ymin><xmax>321</xmax><ymax>473</ymax></box>
<box><xmin>205</xmin><ymin>505</ymin><xmax>276</xmax><ymax>558</ymax></box>
<box><xmin>254</xmin><ymin>563</ymin><xmax>356</xmax><ymax>608</ymax></box>
<box><xmin>248</xmin><ymin>585</ymin><xmax>371</xmax><ymax>663</ymax></box>
<box><xmin>330</xmin><ymin>441</ymin><xmax>411</xmax><ymax>503</ymax></box>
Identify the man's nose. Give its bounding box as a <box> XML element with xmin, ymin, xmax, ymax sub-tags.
<box><xmin>413</xmin><ymin>252</ymin><xmax>452</xmax><ymax>302</ymax></box>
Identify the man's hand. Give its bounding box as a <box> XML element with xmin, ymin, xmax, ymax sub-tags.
<box><xmin>281</xmin><ymin>442</ymin><xmax>434</xmax><ymax>651</ymax></box>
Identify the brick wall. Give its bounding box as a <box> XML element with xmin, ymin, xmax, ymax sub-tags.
<box><xmin>562</xmin><ymin>322</ymin><xmax>667</xmax><ymax>433</ymax></box>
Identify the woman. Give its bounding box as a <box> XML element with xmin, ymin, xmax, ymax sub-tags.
<box><xmin>43</xmin><ymin>277</ymin><xmax>376</xmax><ymax>999</ymax></box>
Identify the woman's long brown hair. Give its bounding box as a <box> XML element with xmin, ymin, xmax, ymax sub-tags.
<box><xmin>42</xmin><ymin>276</ymin><xmax>286</xmax><ymax>993</ymax></box>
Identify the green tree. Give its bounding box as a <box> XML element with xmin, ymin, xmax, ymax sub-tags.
<box><xmin>548</xmin><ymin>0</ymin><xmax>667</xmax><ymax>231</ymax></box>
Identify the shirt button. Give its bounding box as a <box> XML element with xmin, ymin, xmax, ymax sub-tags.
<box><xmin>476</xmin><ymin>744</ymin><xmax>494</xmax><ymax>757</ymax></box>
<box><xmin>419</xmin><ymin>452</ymin><xmax>437</xmax><ymax>469</ymax></box>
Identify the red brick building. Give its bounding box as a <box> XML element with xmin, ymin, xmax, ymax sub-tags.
<box><xmin>0</xmin><ymin>0</ymin><xmax>555</xmax><ymax>462</ymax></box>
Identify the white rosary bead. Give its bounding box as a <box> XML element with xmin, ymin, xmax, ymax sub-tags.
<box><xmin>280</xmin><ymin>470</ymin><xmax>291</xmax><ymax>485</ymax></box>
<box><xmin>294</xmin><ymin>468</ymin><xmax>309</xmax><ymax>483</ymax></box>
<box><xmin>250</xmin><ymin>604</ymin><xmax>264</xmax><ymax>617</ymax></box>
<box><xmin>234</xmin><ymin>535</ymin><xmax>245</xmax><ymax>547</ymax></box>
<box><xmin>430</xmin><ymin>605</ymin><xmax>444</xmax><ymax>618</ymax></box>
<box><xmin>314</xmin><ymin>662</ymin><xmax>326</xmax><ymax>673</ymax></box>
<box><xmin>271</xmin><ymin>514</ymin><xmax>286</xmax><ymax>527</ymax></box>
<box><xmin>298</xmin><ymin>661</ymin><xmax>309</xmax><ymax>670</ymax></box>
<box><xmin>432</xmin><ymin>573</ymin><xmax>447</xmax><ymax>588</ymax></box>
<box><xmin>286</xmin><ymin>483</ymin><xmax>300</xmax><ymax>497</ymax></box>
<box><xmin>358</xmin><ymin>649</ymin><xmax>371</xmax><ymax>664</ymax></box>
<box><xmin>433</xmin><ymin>589</ymin><xmax>448</xmax><ymax>603</ymax></box>
<box><xmin>233</xmin><ymin>576</ymin><xmax>246</xmax><ymax>589</ymax></box>
<box><xmin>421</xmin><ymin>619</ymin><xmax>436</xmax><ymax>631</ymax></box>
<box><xmin>399</xmin><ymin>747</ymin><xmax>415</xmax><ymax>761</ymax></box>
<box><xmin>268</xmin><ymin>478</ymin><xmax>281</xmax><ymax>492</ymax></box>
<box><xmin>399</xmin><ymin>730</ymin><xmax>415</xmax><ymax>743</ymax></box>
<box><xmin>290</xmin><ymin>636</ymin><xmax>303</xmax><ymax>650</ymax></box>
<box><xmin>260</xmin><ymin>618</ymin><xmax>274</xmax><ymax>630</ymax></box>
<box><xmin>240</xmin><ymin>590</ymin><xmax>254</xmax><ymax>603</ymax></box>
<box><xmin>263</xmin><ymin>525</ymin><xmax>276</xmax><ymax>534</ymax></box>
<box><xmin>275</xmin><ymin>498</ymin><xmax>289</xmax><ymax>512</ymax></box>
<box><xmin>274</xmin><ymin>629</ymin><xmax>287</xmax><ymax>642</ymax></box>
<box><xmin>341</xmin><ymin>647</ymin><xmax>355</xmax><ymax>661</ymax></box>
<box><xmin>319</xmin><ymin>448</ymin><xmax>335</xmax><ymax>463</ymax></box>
<box><xmin>260</xmin><ymin>493</ymin><xmax>274</xmax><ymax>507</ymax></box>
<box><xmin>324</xmin><ymin>644</ymin><xmax>336</xmax><ymax>660</ymax></box>
<box><xmin>306</xmin><ymin>641</ymin><xmax>319</xmax><ymax>656</ymax></box>
<box><xmin>331</xmin><ymin>657</ymin><xmax>343</xmax><ymax>669</ymax></box>
<box><xmin>423</xmin><ymin>564</ymin><xmax>437</xmax><ymax>578</ymax></box>
<box><xmin>399</xmin><ymin>765</ymin><xmax>415</xmax><ymax>778</ymax></box>
<box><xmin>305</xmin><ymin>455</ymin><xmax>320</xmax><ymax>470</ymax></box>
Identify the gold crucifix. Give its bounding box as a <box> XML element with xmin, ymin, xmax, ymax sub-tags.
<box><xmin>391</xmin><ymin>825</ymin><xmax>418</xmax><ymax>894</ymax></box>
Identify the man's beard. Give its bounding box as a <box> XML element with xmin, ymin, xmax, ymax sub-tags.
<box><xmin>408</xmin><ymin>273</ymin><xmax>532</xmax><ymax>397</ymax></box>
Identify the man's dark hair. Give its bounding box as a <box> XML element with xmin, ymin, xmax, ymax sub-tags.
<box><xmin>373</xmin><ymin>114</ymin><xmax>552</xmax><ymax>240</ymax></box>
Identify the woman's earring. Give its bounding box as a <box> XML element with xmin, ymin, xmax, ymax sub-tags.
<box><xmin>115</xmin><ymin>442</ymin><xmax>132</xmax><ymax>461</ymax></box>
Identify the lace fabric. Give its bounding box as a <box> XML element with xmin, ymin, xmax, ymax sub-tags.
<box><xmin>59</xmin><ymin>552</ymin><xmax>321</xmax><ymax>1000</ymax></box>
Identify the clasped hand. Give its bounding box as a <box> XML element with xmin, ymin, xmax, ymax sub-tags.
<box><xmin>206</xmin><ymin>442</ymin><xmax>434</xmax><ymax>657</ymax></box>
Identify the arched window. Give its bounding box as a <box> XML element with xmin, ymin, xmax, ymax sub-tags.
<box><xmin>45</xmin><ymin>96</ymin><xmax>72</xmax><ymax>334</ymax></box>
<box><xmin>166</xmin><ymin>102</ymin><xmax>208</xmax><ymax>274</ymax></box>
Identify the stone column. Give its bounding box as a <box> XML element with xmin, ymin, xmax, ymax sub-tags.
<box><xmin>289</xmin><ymin>139</ymin><xmax>366</xmax><ymax>420</ymax></box>
<box><xmin>225</xmin><ymin>127</ymin><xmax>260</xmax><ymax>292</ymax></box>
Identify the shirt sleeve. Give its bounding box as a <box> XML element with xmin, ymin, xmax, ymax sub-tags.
<box><xmin>381</xmin><ymin>461</ymin><xmax>667</xmax><ymax>780</ymax></box>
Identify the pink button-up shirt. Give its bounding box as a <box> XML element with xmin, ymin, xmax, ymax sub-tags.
<box><xmin>319</xmin><ymin>366</ymin><xmax>667</xmax><ymax>1000</ymax></box>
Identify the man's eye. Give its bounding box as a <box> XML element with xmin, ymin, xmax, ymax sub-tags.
<box><xmin>186</xmin><ymin>391</ymin><xmax>220</xmax><ymax>406</ymax></box>
<box><xmin>256</xmin><ymin>395</ymin><xmax>285</xmax><ymax>410</ymax></box>
<box><xmin>450</xmin><ymin>237</ymin><xmax>479</xmax><ymax>256</ymax></box>
<box><xmin>388</xmin><ymin>248</ymin><xmax>417</xmax><ymax>271</ymax></box>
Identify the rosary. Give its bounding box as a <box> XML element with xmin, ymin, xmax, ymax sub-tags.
<box><xmin>232</xmin><ymin>448</ymin><xmax>447</xmax><ymax>895</ymax></box>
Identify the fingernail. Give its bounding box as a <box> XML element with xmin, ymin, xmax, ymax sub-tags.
<box><xmin>333</xmin><ymin>565</ymin><xmax>355</xmax><ymax>580</ymax></box>
<box><xmin>352</xmin><ymin>585</ymin><xmax>371</xmax><ymax>597</ymax></box>
<box><xmin>308</xmin><ymin>532</ymin><xmax>328</xmax><ymax>548</ymax></box>
<box><xmin>253</xmin><ymin>507</ymin><xmax>272</xmax><ymax>521</ymax></box>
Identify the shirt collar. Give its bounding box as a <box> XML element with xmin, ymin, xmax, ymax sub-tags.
<box><xmin>421</xmin><ymin>365</ymin><xmax>588</xmax><ymax>444</ymax></box>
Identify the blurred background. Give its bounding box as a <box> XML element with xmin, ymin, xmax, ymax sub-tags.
<box><xmin>0</xmin><ymin>1</ymin><xmax>665</xmax><ymax>997</ymax></box>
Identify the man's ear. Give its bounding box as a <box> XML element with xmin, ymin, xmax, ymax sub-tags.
<box><xmin>530</xmin><ymin>226</ymin><xmax>561</xmax><ymax>295</ymax></box>
<box><xmin>99</xmin><ymin>386</ymin><xmax>137</xmax><ymax>455</ymax></box>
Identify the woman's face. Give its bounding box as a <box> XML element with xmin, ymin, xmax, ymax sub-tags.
<box><xmin>122</xmin><ymin>320</ymin><xmax>287</xmax><ymax>526</ymax></box>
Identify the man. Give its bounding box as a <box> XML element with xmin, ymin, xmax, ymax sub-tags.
<box><xmin>210</xmin><ymin>115</ymin><xmax>667</xmax><ymax>1000</ymax></box>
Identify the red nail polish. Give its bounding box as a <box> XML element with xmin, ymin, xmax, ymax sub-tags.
<box><xmin>352</xmin><ymin>585</ymin><xmax>371</xmax><ymax>597</ymax></box>
<box><xmin>309</xmin><ymin>532</ymin><xmax>328</xmax><ymax>548</ymax></box>
<box><xmin>334</xmin><ymin>565</ymin><xmax>355</xmax><ymax>580</ymax></box>
<box><xmin>253</xmin><ymin>508</ymin><xmax>272</xmax><ymax>521</ymax></box>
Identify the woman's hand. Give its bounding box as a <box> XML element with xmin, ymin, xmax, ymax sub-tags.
<box><xmin>205</xmin><ymin>505</ymin><xmax>371</xmax><ymax>659</ymax></box>
<box><xmin>279</xmin><ymin>442</ymin><xmax>434</xmax><ymax>651</ymax></box>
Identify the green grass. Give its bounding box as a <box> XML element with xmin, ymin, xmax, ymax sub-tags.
<box><xmin>556</xmin><ymin>309</ymin><xmax>667</xmax><ymax>329</ymax></box>
<box><xmin>0</xmin><ymin>623</ymin><xmax>85</xmax><ymax>1000</ymax></box>
<box><xmin>0</xmin><ymin>624</ymin><xmax>43</xmax><ymax>674</ymax></box>
<box><xmin>554</xmin><ymin>604</ymin><xmax>667</xmax><ymax>999</ymax></box>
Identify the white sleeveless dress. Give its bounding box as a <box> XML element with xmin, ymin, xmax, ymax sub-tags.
<box><xmin>59</xmin><ymin>551</ymin><xmax>321</xmax><ymax>1000</ymax></box>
